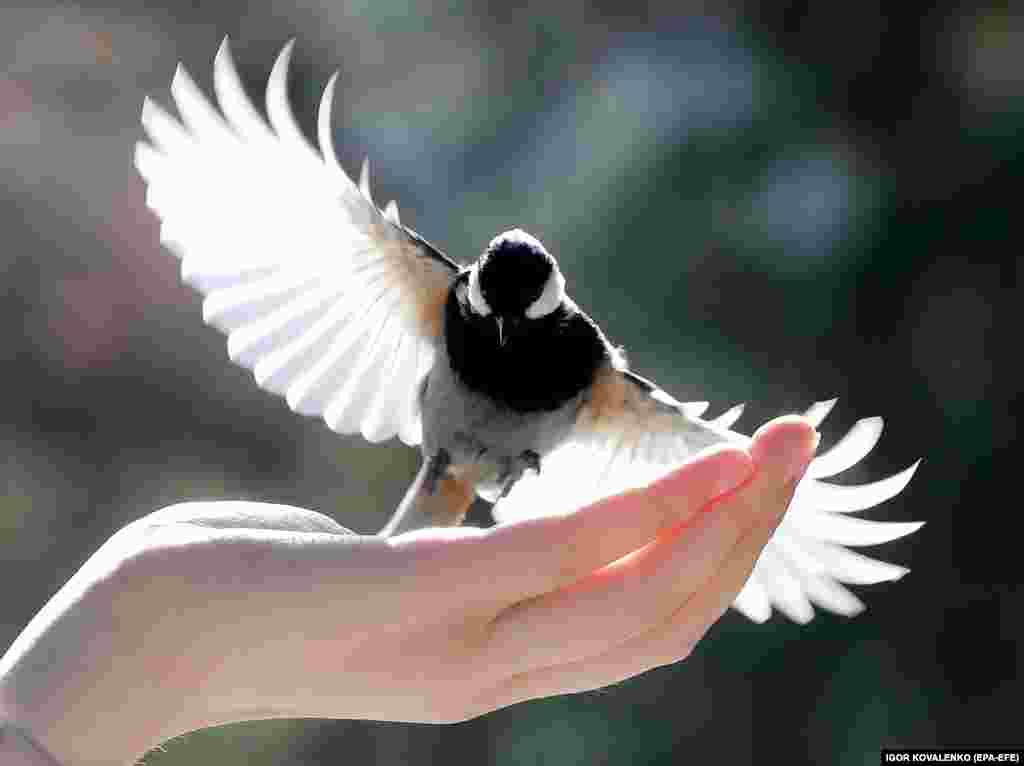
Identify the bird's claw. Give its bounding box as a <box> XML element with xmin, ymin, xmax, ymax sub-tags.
<box><xmin>521</xmin><ymin>450</ymin><xmax>541</xmax><ymax>475</ymax></box>
<box><xmin>495</xmin><ymin>450</ymin><xmax>542</xmax><ymax>499</ymax></box>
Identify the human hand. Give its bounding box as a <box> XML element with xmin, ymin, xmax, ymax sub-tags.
<box><xmin>0</xmin><ymin>416</ymin><xmax>817</xmax><ymax>766</ymax></box>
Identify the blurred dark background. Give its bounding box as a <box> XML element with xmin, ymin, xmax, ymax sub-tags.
<box><xmin>0</xmin><ymin>1</ymin><xmax>1017</xmax><ymax>763</ymax></box>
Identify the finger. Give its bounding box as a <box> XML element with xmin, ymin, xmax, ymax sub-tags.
<box><xmin>471</xmin><ymin>444</ymin><xmax>753</xmax><ymax>602</ymax></box>
<box><xmin>472</xmin><ymin>419</ymin><xmax>816</xmax><ymax>707</ymax></box>
<box><xmin>472</xmin><ymin>511</ymin><xmax>782</xmax><ymax>711</ymax></box>
<box><xmin>481</xmin><ymin>417</ymin><xmax>817</xmax><ymax>676</ymax></box>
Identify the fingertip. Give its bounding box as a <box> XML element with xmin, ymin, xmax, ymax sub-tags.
<box><xmin>752</xmin><ymin>413</ymin><xmax>816</xmax><ymax>438</ymax></box>
<box><xmin>751</xmin><ymin>415</ymin><xmax>818</xmax><ymax>454</ymax></box>
<box><xmin>750</xmin><ymin>415</ymin><xmax>820</xmax><ymax>482</ymax></box>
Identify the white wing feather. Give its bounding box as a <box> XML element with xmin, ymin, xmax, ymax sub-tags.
<box><xmin>135</xmin><ymin>40</ymin><xmax>459</xmax><ymax>445</ymax></box>
<box><xmin>495</xmin><ymin>399</ymin><xmax>922</xmax><ymax>624</ymax></box>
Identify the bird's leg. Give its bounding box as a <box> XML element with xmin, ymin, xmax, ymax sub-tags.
<box><xmin>422</xmin><ymin>448</ymin><xmax>452</xmax><ymax>495</ymax></box>
<box><xmin>380</xmin><ymin>449</ymin><xmax>482</xmax><ymax>536</ymax></box>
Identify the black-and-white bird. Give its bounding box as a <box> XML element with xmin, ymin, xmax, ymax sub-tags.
<box><xmin>135</xmin><ymin>40</ymin><xmax>922</xmax><ymax>623</ymax></box>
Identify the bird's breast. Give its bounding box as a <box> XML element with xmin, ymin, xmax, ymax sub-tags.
<box><xmin>418</xmin><ymin>356</ymin><xmax>581</xmax><ymax>469</ymax></box>
<box><xmin>442</xmin><ymin>300</ymin><xmax>607</xmax><ymax>415</ymax></box>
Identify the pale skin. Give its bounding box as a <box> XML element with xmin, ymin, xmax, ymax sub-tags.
<box><xmin>0</xmin><ymin>417</ymin><xmax>817</xmax><ymax>766</ymax></box>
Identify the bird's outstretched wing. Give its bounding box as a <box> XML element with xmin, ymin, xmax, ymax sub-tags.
<box><xmin>494</xmin><ymin>362</ymin><xmax>922</xmax><ymax>624</ymax></box>
<box><xmin>135</xmin><ymin>40</ymin><xmax>459</xmax><ymax>445</ymax></box>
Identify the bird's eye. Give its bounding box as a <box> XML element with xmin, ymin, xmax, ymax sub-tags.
<box><xmin>525</xmin><ymin>268</ymin><xmax>565</xmax><ymax>319</ymax></box>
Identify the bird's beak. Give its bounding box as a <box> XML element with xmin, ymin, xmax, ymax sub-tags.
<box><xmin>496</xmin><ymin>317</ymin><xmax>506</xmax><ymax>347</ymax></box>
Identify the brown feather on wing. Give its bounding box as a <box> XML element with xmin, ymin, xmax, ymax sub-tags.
<box><xmin>575</xmin><ymin>361</ymin><xmax>731</xmax><ymax>463</ymax></box>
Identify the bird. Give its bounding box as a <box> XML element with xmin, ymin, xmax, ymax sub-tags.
<box><xmin>134</xmin><ymin>39</ymin><xmax>922</xmax><ymax>624</ymax></box>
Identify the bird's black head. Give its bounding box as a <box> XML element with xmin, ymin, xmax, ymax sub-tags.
<box><xmin>467</xmin><ymin>229</ymin><xmax>565</xmax><ymax>321</ymax></box>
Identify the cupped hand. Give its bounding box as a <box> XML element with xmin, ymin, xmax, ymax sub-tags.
<box><xmin>0</xmin><ymin>417</ymin><xmax>817</xmax><ymax>766</ymax></box>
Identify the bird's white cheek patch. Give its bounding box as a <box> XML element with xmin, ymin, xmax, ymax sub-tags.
<box><xmin>468</xmin><ymin>265</ymin><xmax>492</xmax><ymax>316</ymax></box>
<box><xmin>525</xmin><ymin>269</ymin><xmax>565</xmax><ymax>319</ymax></box>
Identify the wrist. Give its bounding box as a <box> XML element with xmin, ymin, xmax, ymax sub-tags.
<box><xmin>0</xmin><ymin>531</ymin><xmax>185</xmax><ymax>766</ymax></box>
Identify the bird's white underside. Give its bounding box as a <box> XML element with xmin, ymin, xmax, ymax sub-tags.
<box><xmin>136</xmin><ymin>39</ymin><xmax>922</xmax><ymax>624</ymax></box>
